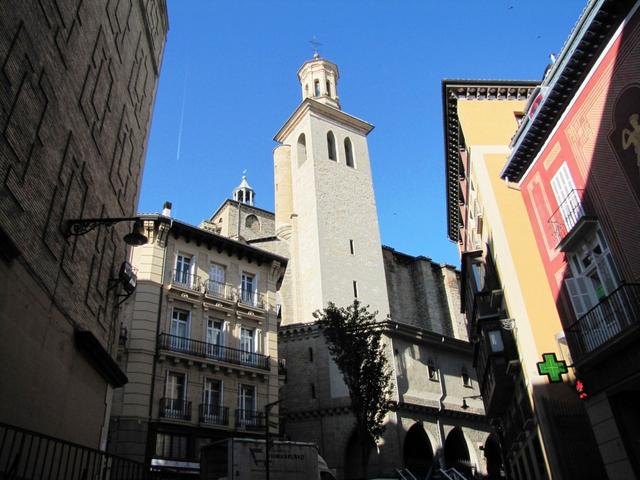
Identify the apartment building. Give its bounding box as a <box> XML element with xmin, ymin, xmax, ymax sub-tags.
<box><xmin>108</xmin><ymin>204</ymin><xmax>286</xmax><ymax>477</ymax></box>
<box><xmin>443</xmin><ymin>79</ymin><xmax>605</xmax><ymax>479</ymax></box>
<box><xmin>502</xmin><ymin>1</ymin><xmax>640</xmax><ymax>477</ymax></box>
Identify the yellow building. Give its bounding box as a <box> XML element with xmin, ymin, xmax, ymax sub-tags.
<box><xmin>443</xmin><ymin>80</ymin><xmax>606</xmax><ymax>479</ymax></box>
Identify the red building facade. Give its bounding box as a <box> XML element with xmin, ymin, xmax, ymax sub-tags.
<box><xmin>502</xmin><ymin>1</ymin><xmax>640</xmax><ymax>478</ymax></box>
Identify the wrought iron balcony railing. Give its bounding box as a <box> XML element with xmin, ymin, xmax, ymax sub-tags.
<box><xmin>566</xmin><ymin>283</ymin><xmax>640</xmax><ymax>362</ymax></box>
<box><xmin>159</xmin><ymin>397</ymin><xmax>192</xmax><ymax>421</ymax></box>
<box><xmin>158</xmin><ymin>333</ymin><xmax>270</xmax><ymax>370</ymax></box>
<box><xmin>205</xmin><ymin>280</ymin><xmax>235</xmax><ymax>301</ymax></box>
<box><xmin>548</xmin><ymin>189</ymin><xmax>587</xmax><ymax>243</ymax></box>
<box><xmin>199</xmin><ymin>404</ymin><xmax>229</xmax><ymax>426</ymax></box>
<box><xmin>171</xmin><ymin>269</ymin><xmax>201</xmax><ymax>291</ymax></box>
<box><xmin>239</xmin><ymin>289</ymin><xmax>264</xmax><ymax>309</ymax></box>
<box><xmin>235</xmin><ymin>409</ymin><xmax>266</xmax><ymax>430</ymax></box>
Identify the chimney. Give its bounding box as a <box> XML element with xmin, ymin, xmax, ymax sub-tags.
<box><xmin>162</xmin><ymin>201</ymin><xmax>172</xmax><ymax>217</ymax></box>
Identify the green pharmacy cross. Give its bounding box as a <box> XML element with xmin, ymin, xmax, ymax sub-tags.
<box><xmin>537</xmin><ymin>352</ymin><xmax>568</xmax><ymax>383</ymax></box>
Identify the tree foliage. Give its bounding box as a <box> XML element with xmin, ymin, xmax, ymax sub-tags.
<box><xmin>313</xmin><ymin>300</ymin><xmax>392</xmax><ymax>442</ymax></box>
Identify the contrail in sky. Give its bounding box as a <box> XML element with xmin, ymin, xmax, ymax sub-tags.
<box><xmin>176</xmin><ymin>62</ymin><xmax>189</xmax><ymax>162</ymax></box>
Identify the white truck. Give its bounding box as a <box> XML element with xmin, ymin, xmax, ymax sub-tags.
<box><xmin>200</xmin><ymin>437</ymin><xmax>335</xmax><ymax>480</ymax></box>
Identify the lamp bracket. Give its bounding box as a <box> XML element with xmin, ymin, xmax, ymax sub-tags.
<box><xmin>66</xmin><ymin>217</ymin><xmax>140</xmax><ymax>237</ymax></box>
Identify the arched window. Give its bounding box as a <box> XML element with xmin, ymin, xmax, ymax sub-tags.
<box><xmin>314</xmin><ymin>80</ymin><xmax>320</xmax><ymax>97</ymax></box>
<box><xmin>305</xmin><ymin>84</ymin><xmax>309</xmax><ymax>97</ymax></box>
<box><xmin>344</xmin><ymin>137</ymin><xmax>354</xmax><ymax>167</ymax></box>
<box><xmin>327</xmin><ymin>131</ymin><xmax>336</xmax><ymax>161</ymax></box>
<box><xmin>297</xmin><ymin>133</ymin><xmax>307</xmax><ymax>167</ymax></box>
<box><xmin>326</xmin><ymin>80</ymin><xmax>331</xmax><ymax>96</ymax></box>
<box><xmin>245</xmin><ymin>214</ymin><xmax>260</xmax><ymax>233</ymax></box>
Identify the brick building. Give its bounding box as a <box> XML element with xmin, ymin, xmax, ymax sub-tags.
<box><xmin>502</xmin><ymin>0</ymin><xmax>640</xmax><ymax>477</ymax></box>
<box><xmin>0</xmin><ymin>0</ymin><xmax>167</xmax><ymax>449</ymax></box>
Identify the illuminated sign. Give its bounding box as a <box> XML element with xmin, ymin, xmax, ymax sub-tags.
<box><xmin>536</xmin><ymin>352</ymin><xmax>568</xmax><ymax>383</ymax></box>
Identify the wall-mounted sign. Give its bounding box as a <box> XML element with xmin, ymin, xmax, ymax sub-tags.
<box><xmin>536</xmin><ymin>352</ymin><xmax>568</xmax><ymax>383</ymax></box>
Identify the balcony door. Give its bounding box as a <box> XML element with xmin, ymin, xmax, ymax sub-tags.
<box><xmin>202</xmin><ymin>379</ymin><xmax>223</xmax><ymax>422</ymax></box>
<box><xmin>170</xmin><ymin>309</ymin><xmax>190</xmax><ymax>351</ymax></box>
<box><xmin>240</xmin><ymin>327</ymin><xmax>255</xmax><ymax>365</ymax></box>
<box><xmin>209</xmin><ymin>264</ymin><xmax>226</xmax><ymax>296</ymax></box>
<box><xmin>565</xmin><ymin>230</ymin><xmax>623</xmax><ymax>351</ymax></box>
<box><xmin>238</xmin><ymin>384</ymin><xmax>256</xmax><ymax>427</ymax></box>
<box><xmin>165</xmin><ymin>372</ymin><xmax>186</xmax><ymax>417</ymax></box>
<box><xmin>551</xmin><ymin>163</ymin><xmax>583</xmax><ymax>232</ymax></box>
<box><xmin>205</xmin><ymin>319</ymin><xmax>223</xmax><ymax>358</ymax></box>
<box><xmin>241</xmin><ymin>273</ymin><xmax>255</xmax><ymax>305</ymax></box>
<box><xmin>175</xmin><ymin>254</ymin><xmax>193</xmax><ymax>287</ymax></box>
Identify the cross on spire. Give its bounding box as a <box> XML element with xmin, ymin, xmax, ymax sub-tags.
<box><xmin>309</xmin><ymin>36</ymin><xmax>322</xmax><ymax>58</ymax></box>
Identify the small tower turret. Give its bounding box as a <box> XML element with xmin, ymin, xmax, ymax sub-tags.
<box><xmin>298</xmin><ymin>53</ymin><xmax>340</xmax><ymax>109</ymax></box>
<box><xmin>233</xmin><ymin>175</ymin><xmax>255</xmax><ymax>206</ymax></box>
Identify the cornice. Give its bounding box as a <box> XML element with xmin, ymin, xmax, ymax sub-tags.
<box><xmin>442</xmin><ymin>79</ymin><xmax>538</xmax><ymax>242</ymax></box>
<box><xmin>274</xmin><ymin>98</ymin><xmax>374</xmax><ymax>143</ymax></box>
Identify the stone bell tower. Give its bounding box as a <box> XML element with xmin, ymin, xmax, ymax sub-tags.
<box><xmin>273</xmin><ymin>54</ymin><xmax>390</xmax><ymax>324</ymax></box>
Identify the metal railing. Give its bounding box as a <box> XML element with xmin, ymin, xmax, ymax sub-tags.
<box><xmin>234</xmin><ymin>410</ymin><xmax>265</xmax><ymax>430</ymax></box>
<box><xmin>548</xmin><ymin>189</ymin><xmax>587</xmax><ymax>243</ymax></box>
<box><xmin>158</xmin><ymin>398</ymin><xmax>192</xmax><ymax>421</ymax></box>
<box><xmin>239</xmin><ymin>289</ymin><xmax>264</xmax><ymax>309</ymax></box>
<box><xmin>205</xmin><ymin>280</ymin><xmax>235</xmax><ymax>301</ymax></box>
<box><xmin>158</xmin><ymin>334</ymin><xmax>270</xmax><ymax>370</ymax></box>
<box><xmin>171</xmin><ymin>269</ymin><xmax>200</xmax><ymax>291</ymax></box>
<box><xmin>0</xmin><ymin>421</ymin><xmax>147</xmax><ymax>479</ymax></box>
<box><xmin>198</xmin><ymin>405</ymin><xmax>228</xmax><ymax>426</ymax></box>
<box><xmin>566</xmin><ymin>283</ymin><xmax>640</xmax><ymax>362</ymax></box>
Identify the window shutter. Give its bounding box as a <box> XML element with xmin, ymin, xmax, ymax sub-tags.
<box><xmin>564</xmin><ymin>277</ymin><xmax>595</xmax><ymax>318</ymax></box>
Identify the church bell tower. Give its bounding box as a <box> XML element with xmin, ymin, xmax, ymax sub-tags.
<box><xmin>273</xmin><ymin>54</ymin><xmax>390</xmax><ymax>325</ymax></box>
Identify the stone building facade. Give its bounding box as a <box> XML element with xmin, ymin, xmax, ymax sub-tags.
<box><xmin>208</xmin><ymin>57</ymin><xmax>494</xmax><ymax>478</ymax></box>
<box><xmin>0</xmin><ymin>0</ymin><xmax>167</xmax><ymax>449</ymax></box>
<box><xmin>108</xmin><ymin>204</ymin><xmax>286</xmax><ymax>476</ymax></box>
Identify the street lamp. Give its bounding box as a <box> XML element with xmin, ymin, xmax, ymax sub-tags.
<box><xmin>66</xmin><ymin>216</ymin><xmax>149</xmax><ymax>245</ymax></box>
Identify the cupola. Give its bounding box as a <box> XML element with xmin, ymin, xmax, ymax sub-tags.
<box><xmin>298</xmin><ymin>53</ymin><xmax>340</xmax><ymax>110</ymax></box>
<box><xmin>233</xmin><ymin>175</ymin><xmax>255</xmax><ymax>206</ymax></box>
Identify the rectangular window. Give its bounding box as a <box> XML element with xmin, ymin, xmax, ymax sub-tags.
<box><xmin>550</xmin><ymin>163</ymin><xmax>583</xmax><ymax>233</ymax></box>
<box><xmin>165</xmin><ymin>372</ymin><xmax>186</xmax><ymax>401</ymax></box>
<box><xmin>175</xmin><ymin>254</ymin><xmax>193</xmax><ymax>286</ymax></box>
<box><xmin>240</xmin><ymin>327</ymin><xmax>256</xmax><ymax>365</ymax></box>
<box><xmin>309</xmin><ymin>347</ymin><xmax>314</xmax><ymax>362</ymax></box>
<box><xmin>155</xmin><ymin>433</ymin><xmax>188</xmax><ymax>459</ymax></box>
<box><xmin>487</xmin><ymin>330</ymin><xmax>504</xmax><ymax>353</ymax></box>
<box><xmin>241</xmin><ymin>272</ymin><xmax>256</xmax><ymax>305</ymax></box>
<box><xmin>203</xmin><ymin>378</ymin><xmax>222</xmax><ymax>407</ymax></box>
<box><xmin>170</xmin><ymin>309</ymin><xmax>190</xmax><ymax>351</ymax></box>
<box><xmin>353</xmin><ymin>280</ymin><xmax>358</xmax><ymax>298</ymax></box>
<box><xmin>238</xmin><ymin>384</ymin><xmax>257</xmax><ymax>427</ymax></box>
<box><xmin>208</xmin><ymin>263</ymin><xmax>226</xmax><ymax>296</ymax></box>
<box><xmin>349</xmin><ymin>239</ymin><xmax>355</xmax><ymax>255</ymax></box>
<box><xmin>311</xmin><ymin>383</ymin><xmax>316</xmax><ymax>399</ymax></box>
<box><xmin>205</xmin><ymin>319</ymin><xmax>223</xmax><ymax>357</ymax></box>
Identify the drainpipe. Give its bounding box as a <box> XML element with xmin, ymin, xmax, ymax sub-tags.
<box><xmin>145</xmin><ymin>204</ymin><xmax>172</xmax><ymax>467</ymax></box>
<box><xmin>436</xmin><ymin>346</ymin><xmax>446</xmax><ymax>470</ymax></box>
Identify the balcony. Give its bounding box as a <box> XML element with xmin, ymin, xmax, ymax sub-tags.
<box><xmin>158</xmin><ymin>333</ymin><xmax>270</xmax><ymax>370</ymax></box>
<box><xmin>548</xmin><ymin>189</ymin><xmax>597</xmax><ymax>250</ymax></box>
<box><xmin>171</xmin><ymin>269</ymin><xmax>201</xmax><ymax>292</ymax></box>
<box><xmin>159</xmin><ymin>397</ymin><xmax>192</xmax><ymax>421</ymax></box>
<box><xmin>235</xmin><ymin>409</ymin><xmax>265</xmax><ymax>430</ymax></box>
<box><xmin>565</xmin><ymin>283</ymin><xmax>640</xmax><ymax>363</ymax></box>
<box><xmin>205</xmin><ymin>280</ymin><xmax>235</xmax><ymax>301</ymax></box>
<box><xmin>239</xmin><ymin>289</ymin><xmax>264</xmax><ymax>309</ymax></box>
<box><xmin>199</xmin><ymin>404</ymin><xmax>229</xmax><ymax>426</ymax></box>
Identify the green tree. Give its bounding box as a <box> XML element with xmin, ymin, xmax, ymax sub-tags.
<box><xmin>313</xmin><ymin>300</ymin><xmax>392</xmax><ymax>476</ymax></box>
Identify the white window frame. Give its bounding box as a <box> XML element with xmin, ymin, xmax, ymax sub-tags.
<box><xmin>175</xmin><ymin>253</ymin><xmax>195</xmax><ymax>287</ymax></box>
<box><xmin>550</xmin><ymin>163</ymin><xmax>583</xmax><ymax>233</ymax></box>
<box><xmin>170</xmin><ymin>308</ymin><xmax>191</xmax><ymax>351</ymax></box>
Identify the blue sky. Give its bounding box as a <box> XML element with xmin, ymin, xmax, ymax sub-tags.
<box><xmin>140</xmin><ymin>0</ymin><xmax>586</xmax><ymax>266</ymax></box>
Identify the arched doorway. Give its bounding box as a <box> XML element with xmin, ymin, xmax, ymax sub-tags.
<box><xmin>344</xmin><ymin>430</ymin><xmax>375</xmax><ymax>480</ymax></box>
<box><xmin>484</xmin><ymin>435</ymin><xmax>504</xmax><ymax>479</ymax></box>
<box><xmin>403</xmin><ymin>423</ymin><xmax>434</xmax><ymax>477</ymax></box>
<box><xmin>444</xmin><ymin>427</ymin><xmax>472</xmax><ymax>476</ymax></box>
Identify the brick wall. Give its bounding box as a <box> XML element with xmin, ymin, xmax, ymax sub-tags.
<box><xmin>0</xmin><ymin>0</ymin><xmax>167</xmax><ymax>447</ymax></box>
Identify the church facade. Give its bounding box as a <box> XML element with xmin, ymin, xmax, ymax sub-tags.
<box><xmin>217</xmin><ymin>56</ymin><xmax>496</xmax><ymax>478</ymax></box>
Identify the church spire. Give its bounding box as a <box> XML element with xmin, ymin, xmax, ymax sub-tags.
<box><xmin>233</xmin><ymin>175</ymin><xmax>255</xmax><ymax>206</ymax></box>
<box><xmin>298</xmin><ymin>54</ymin><xmax>340</xmax><ymax>110</ymax></box>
